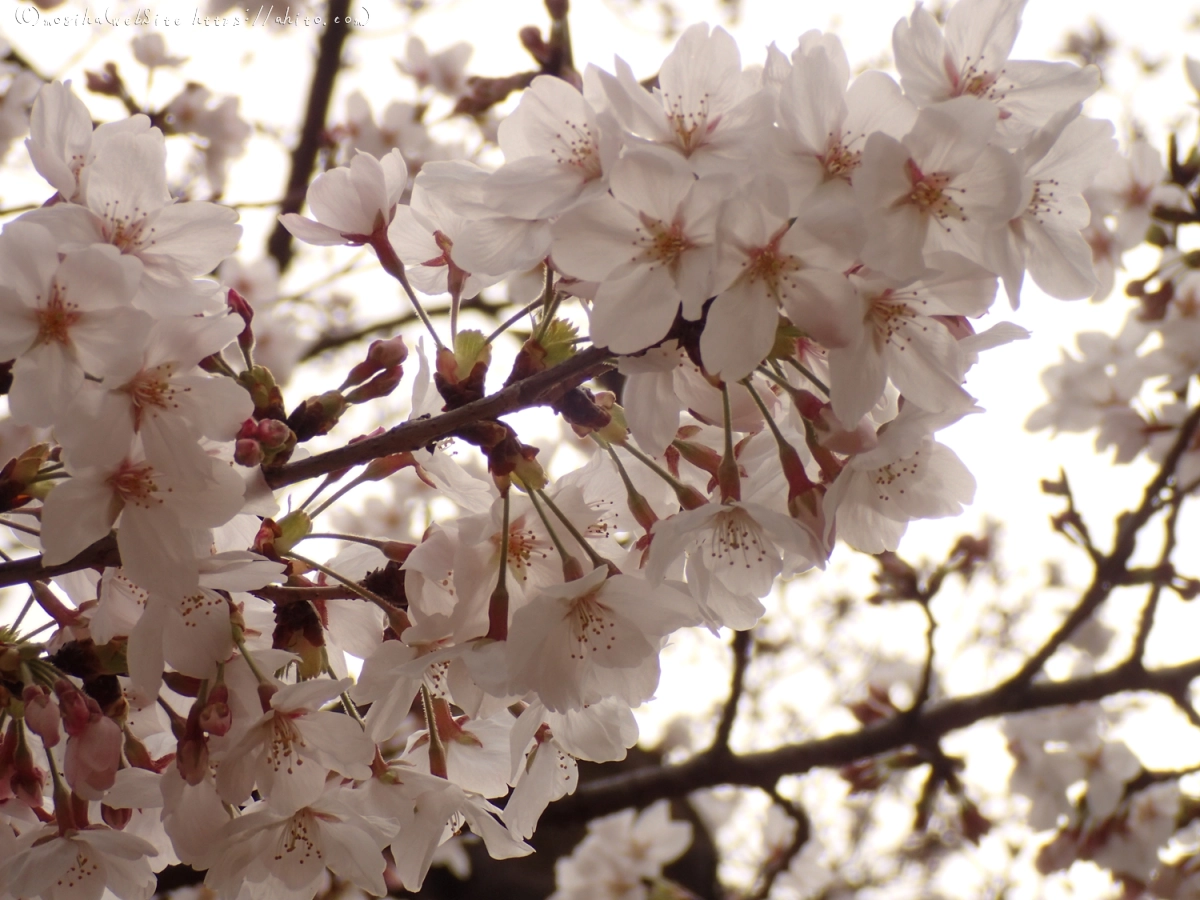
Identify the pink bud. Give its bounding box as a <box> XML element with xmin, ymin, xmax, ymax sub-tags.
<box><xmin>54</xmin><ymin>681</ymin><xmax>92</xmax><ymax>738</ymax></box>
<box><xmin>199</xmin><ymin>684</ymin><xmax>233</xmax><ymax>737</ymax></box>
<box><xmin>227</xmin><ymin>288</ymin><xmax>255</xmax><ymax>352</ymax></box>
<box><xmin>345</xmin><ymin>365</ymin><xmax>403</xmax><ymax>404</ymax></box>
<box><xmin>256</xmin><ymin>418</ymin><xmax>292</xmax><ymax>448</ymax></box>
<box><xmin>235</xmin><ymin>418</ymin><xmax>259</xmax><ymax>440</ymax></box>
<box><xmin>366</xmin><ymin>335</ymin><xmax>408</xmax><ymax>368</ymax></box>
<box><xmin>101</xmin><ymin>803</ymin><xmax>132</xmax><ymax>830</ymax></box>
<box><xmin>176</xmin><ymin>734</ymin><xmax>209</xmax><ymax>787</ymax></box>
<box><xmin>234</xmin><ymin>439</ymin><xmax>264</xmax><ymax>467</ymax></box>
<box><xmin>815</xmin><ymin>407</ymin><xmax>879</xmax><ymax>455</ymax></box>
<box><xmin>22</xmin><ymin>685</ymin><xmax>60</xmax><ymax>748</ymax></box>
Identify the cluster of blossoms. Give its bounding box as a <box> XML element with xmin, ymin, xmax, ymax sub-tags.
<box><xmin>0</xmin><ymin>0</ymin><xmax>1173</xmax><ymax>897</ymax></box>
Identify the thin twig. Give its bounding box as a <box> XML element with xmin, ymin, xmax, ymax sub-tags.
<box><xmin>709</xmin><ymin>629</ymin><xmax>753</xmax><ymax>755</ymax></box>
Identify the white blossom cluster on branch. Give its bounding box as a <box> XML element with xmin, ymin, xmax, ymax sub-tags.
<box><xmin>0</xmin><ymin>0</ymin><xmax>1180</xmax><ymax>897</ymax></box>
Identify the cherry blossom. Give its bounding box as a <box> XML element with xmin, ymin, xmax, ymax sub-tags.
<box><xmin>551</xmin><ymin>149</ymin><xmax>726</xmax><ymax>352</ymax></box>
<box><xmin>280</xmin><ymin>148</ymin><xmax>408</xmax><ymax>246</ymax></box>
<box><xmin>0</xmin><ymin>221</ymin><xmax>146</xmax><ymax>426</ymax></box>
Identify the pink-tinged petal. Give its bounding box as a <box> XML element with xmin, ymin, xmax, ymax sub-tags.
<box><xmin>297</xmin><ymin>711</ymin><xmax>374</xmax><ymax>779</ymax></box>
<box><xmin>275</xmin><ymin>676</ymin><xmax>355</xmax><ymax>712</ymax></box>
<box><xmin>86</xmin><ymin>131</ymin><xmax>170</xmax><ymax>220</ymax></box>
<box><xmin>829</xmin><ymin>335</ymin><xmax>888</xmax><ymax>428</ymax></box>
<box><xmin>624</xmin><ymin>369</ymin><xmax>680</xmax><ymax>458</ymax></box>
<box><xmin>0</xmin><ymin>221</ymin><xmax>61</xmax><ymax>303</ymax></box>
<box><xmin>781</xmin><ymin>269</ymin><xmax>860</xmax><ymax>350</ymax></box>
<box><xmin>995</xmin><ymin>61</ymin><xmax>1100</xmax><ymax>133</ymax></box>
<box><xmin>893</xmin><ymin>5</ymin><xmax>952</xmax><ymax>106</ymax></box>
<box><xmin>320</xmin><ymin>817</ymin><xmax>389</xmax><ymax>897</ymax></box>
<box><xmin>142</xmin><ymin>202</ymin><xmax>241</xmax><ymax>275</ymax></box>
<box><xmin>386</xmin><ymin>205</ymin><xmax>441</xmax><ymax>262</ymax></box>
<box><xmin>70</xmin><ymin>308</ymin><xmax>154</xmax><ymax>377</ymax></box>
<box><xmin>452</xmin><ymin>216</ymin><xmax>550</xmax><ymax>278</ymax></box>
<box><xmin>55</xmin><ymin>244</ymin><xmax>142</xmax><ymax>310</ymax></box>
<box><xmin>944</xmin><ymin>0</ymin><xmax>1023</xmax><ymax>73</ymax></box>
<box><xmin>780</xmin><ymin>44</ymin><xmax>849</xmax><ymax>152</ymax></box>
<box><xmin>128</xmin><ymin>599</ymin><xmax>168</xmax><ymax>695</ymax></box>
<box><xmin>262</xmin><ymin>747</ymin><xmax>328</xmax><ymax>815</ymax></box>
<box><xmin>0</xmin><ymin>290</ymin><xmax>38</xmax><ymax>359</ymax></box>
<box><xmin>9</xmin><ymin>345</ymin><xmax>83</xmax><ymax>426</ymax></box>
<box><xmin>551</xmin><ymin>194</ymin><xmax>640</xmax><ymax>283</ymax></box>
<box><xmin>984</xmin><ymin>221</ymin><xmax>1028</xmax><ymax>307</ymax></box>
<box><xmin>118</xmin><ymin>504</ymin><xmax>200</xmax><ymax>598</ymax></box>
<box><xmin>16</xmin><ymin>203</ymin><xmax>106</xmax><ymax>248</ymax></box>
<box><xmin>589</xmin><ymin>266</ymin><xmax>681</xmax><ymax>353</ymax></box>
<box><xmin>27</xmin><ymin>81</ymin><xmax>93</xmax><ymax>198</ymax></box>
<box><xmin>380</xmin><ymin>148</ymin><xmax>409</xmax><ymax>211</ymax></box>
<box><xmin>307</xmin><ymin>165</ymin><xmax>373</xmax><ymax>236</ymax></box>
<box><xmin>885</xmin><ymin>319</ymin><xmax>973</xmax><ymax>414</ymax></box>
<box><xmin>57</xmin><ymin>386</ymin><xmax>136</xmax><ymax>470</ymax></box>
<box><xmin>280</xmin><ymin>212</ymin><xmax>351</xmax><ymax>246</ymax></box>
<box><xmin>348</xmin><ymin>151</ymin><xmax>390</xmax><ymax>224</ymax></box>
<box><xmin>860</xmin><ymin>205</ymin><xmax>928</xmax><ymax>282</ymax></box>
<box><xmin>905</xmin><ymin>99</ymin><xmax>996</xmax><ymax>176</ymax></box>
<box><xmin>597</xmin><ymin>57</ymin><xmax>672</xmax><ymax>143</ymax></box>
<box><xmin>165</xmin><ymin>589</ymin><xmax>232</xmax><ymax>680</ymax></box>
<box><xmin>609</xmin><ymin>150</ymin><xmax>694</xmax><ymax>224</ymax></box>
<box><xmin>486</xmin><ymin>155</ymin><xmax>592</xmax><ymax>219</ymax></box>
<box><xmin>1026</xmin><ymin>219</ymin><xmax>1098</xmax><ymax>300</ymax></box>
<box><xmin>700</xmin><ymin>280</ymin><xmax>778</xmax><ymax>382</ymax></box>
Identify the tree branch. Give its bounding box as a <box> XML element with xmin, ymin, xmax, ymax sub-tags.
<box><xmin>544</xmin><ymin>655</ymin><xmax>1200</xmax><ymax>824</ymax></box>
<box><xmin>1000</xmin><ymin>403</ymin><xmax>1200</xmax><ymax>691</ymax></box>
<box><xmin>265</xmin><ymin>0</ymin><xmax>352</xmax><ymax>273</ymax></box>
<box><xmin>264</xmin><ymin>345</ymin><xmax>612</xmax><ymax>489</ymax></box>
<box><xmin>709</xmin><ymin>629</ymin><xmax>752</xmax><ymax>755</ymax></box>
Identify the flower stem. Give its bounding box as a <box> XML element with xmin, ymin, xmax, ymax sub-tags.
<box><xmin>233</xmin><ymin>629</ymin><xmax>271</xmax><ymax>686</ymax></box>
<box><xmin>420</xmin><ymin>684</ymin><xmax>449</xmax><ymax>779</ymax></box>
<box><xmin>619</xmin><ymin>439</ymin><xmax>708</xmax><ymax>510</ymax></box>
<box><xmin>782</xmin><ymin>356</ymin><xmax>830</xmax><ymax>396</ymax></box>
<box><xmin>718</xmin><ymin>383</ymin><xmax>740</xmax><ymax>503</ymax></box>
<box><xmin>534</xmin><ymin>489</ymin><xmax>609</xmax><ymax>572</ymax></box>
<box><xmin>486</xmin><ymin>296</ymin><xmax>547</xmax><ymax>345</ymax></box>
<box><xmin>533</xmin><ymin>264</ymin><xmax>562</xmax><ymax>344</ymax></box>
<box><xmin>487</xmin><ymin>490</ymin><xmax>511</xmax><ymax>641</ymax></box>
<box><xmin>526</xmin><ymin>487</ymin><xmax>584</xmax><ymax>580</ymax></box>
<box><xmin>599</xmin><ymin>440</ymin><xmax>658</xmax><ymax>534</ymax></box>
<box><xmin>371</xmin><ymin>229</ymin><xmax>446</xmax><ymax>351</ymax></box>
<box><xmin>286</xmin><ymin>550</ymin><xmax>410</xmax><ymax>634</ymax></box>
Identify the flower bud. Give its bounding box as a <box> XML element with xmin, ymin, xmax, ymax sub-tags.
<box><xmin>22</xmin><ymin>685</ymin><xmax>60</xmax><ymax>748</ymax></box>
<box><xmin>199</xmin><ymin>684</ymin><xmax>233</xmax><ymax>737</ymax></box>
<box><xmin>227</xmin><ymin>288</ymin><xmax>255</xmax><ymax>354</ymax></box>
<box><xmin>274</xmin><ymin>510</ymin><xmax>312</xmax><ymax>556</ymax></box>
<box><xmin>345</xmin><ymin>365</ymin><xmax>404</xmax><ymax>404</ymax></box>
<box><xmin>234</xmin><ymin>438</ymin><xmax>264</xmax><ymax>467</ymax></box>
<box><xmin>54</xmin><ymin>680</ymin><xmax>94</xmax><ymax>737</ymax></box>
<box><xmin>101</xmin><ymin>804</ymin><xmax>133</xmax><ymax>830</ymax></box>
<box><xmin>256</xmin><ymin>418</ymin><xmax>293</xmax><ymax>449</ymax></box>
<box><xmin>287</xmin><ymin>390</ymin><xmax>347</xmax><ymax>441</ymax></box>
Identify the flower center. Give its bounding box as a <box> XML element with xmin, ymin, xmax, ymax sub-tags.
<box><xmin>101</xmin><ymin>202</ymin><xmax>152</xmax><ymax>254</ymax></box>
<box><xmin>123</xmin><ymin>363</ymin><xmax>183</xmax><ymax>431</ymax></box>
<box><xmin>635</xmin><ymin>214</ymin><xmax>695</xmax><ymax>274</ymax></box>
<box><xmin>663</xmin><ymin>92</ymin><xmax>716</xmax><ymax>156</ymax></box>
<box><xmin>568</xmin><ymin>592</ymin><xmax>616</xmax><ymax>659</ymax></box>
<box><xmin>35</xmin><ymin>288</ymin><xmax>81</xmax><ymax>347</ymax></box>
<box><xmin>902</xmin><ymin>159</ymin><xmax>965</xmax><ymax>221</ymax></box>
<box><xmin>551</xmin><ymin>119</ymin><xmax>603</xmax><ymax>181</ymax></box>
<box><xmin>108</xmin><ymin>460</ymin><xmax>164</xmax><ymax>509</ymax></box>
<box><xmin>267</xmin><ymin>713</ymin><xmax>307</xmax><ymax>776</ymax></box>
<box><xmin>819</xmin><ymin>134</ymin><xmax>862</xmax><ymax>182</ymax></box>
